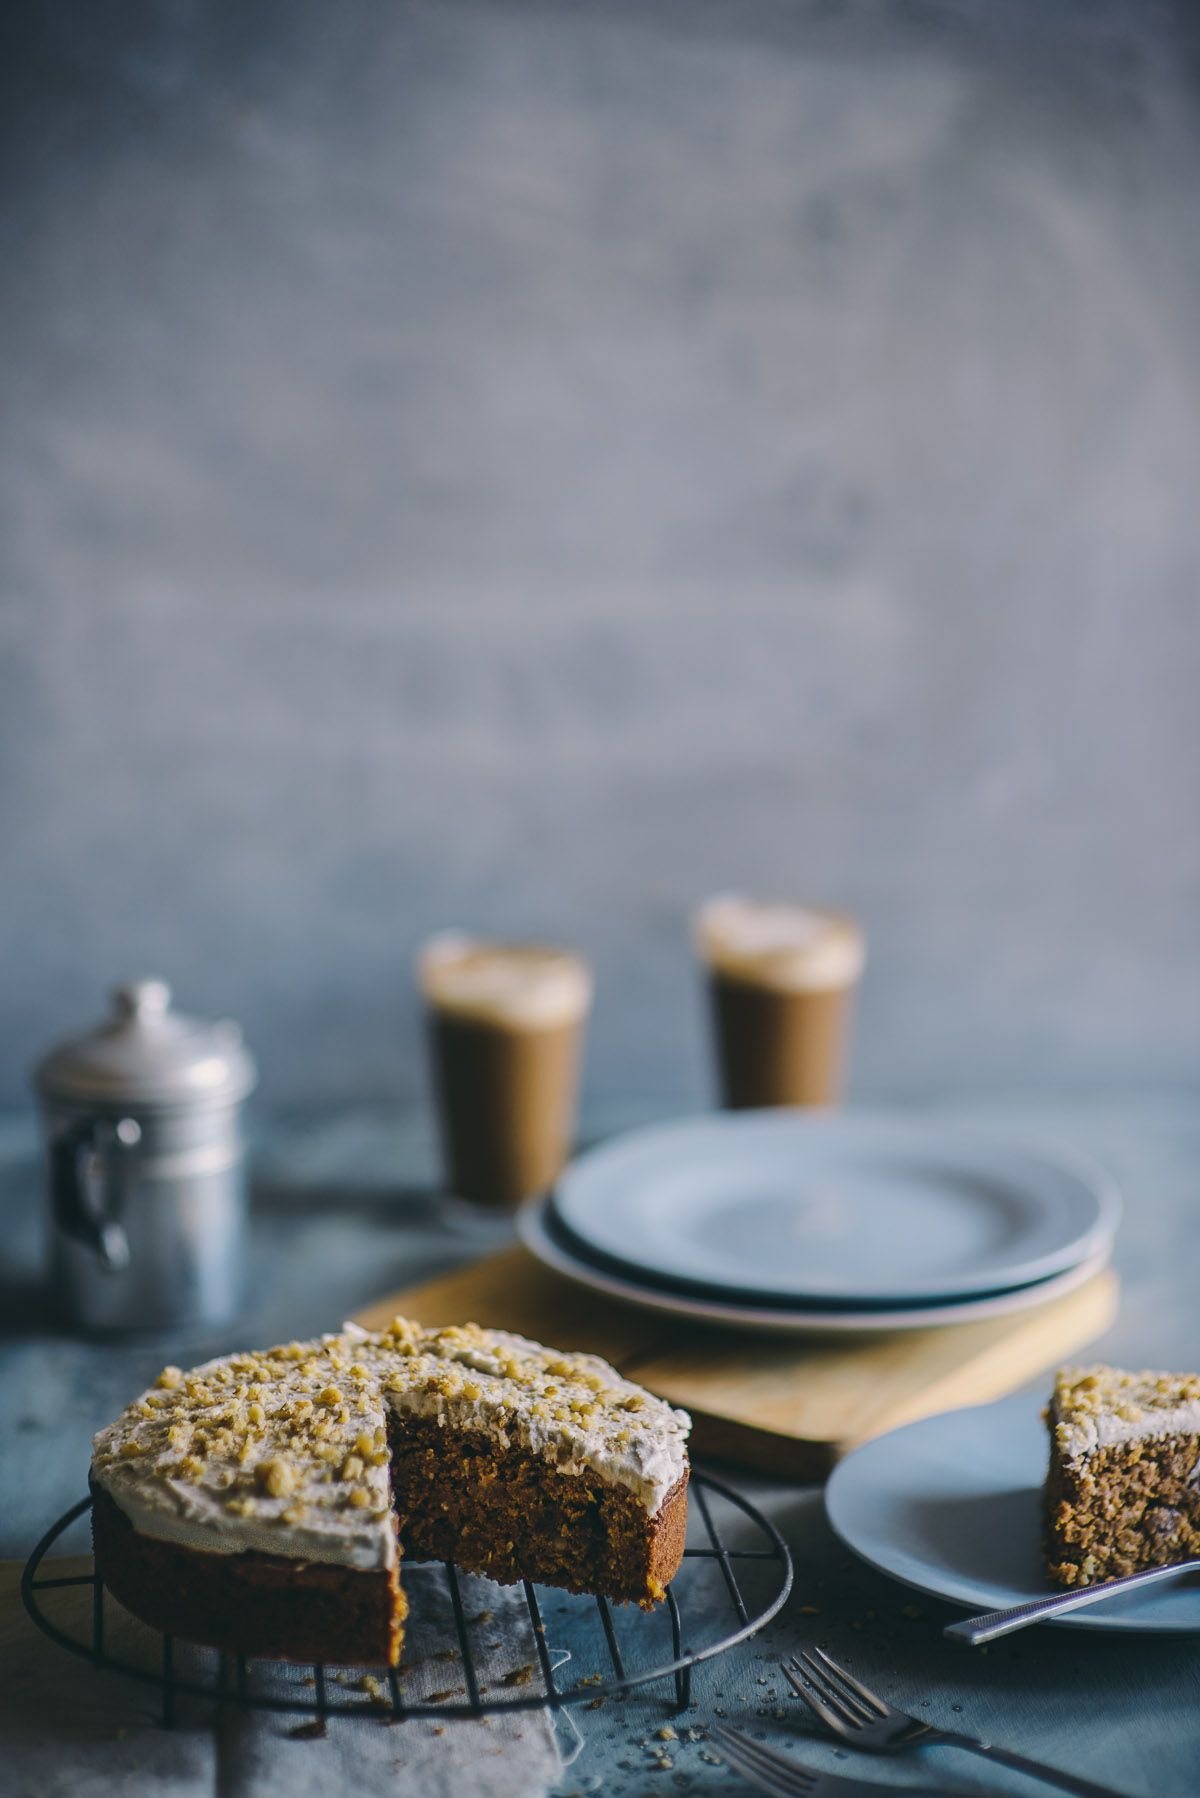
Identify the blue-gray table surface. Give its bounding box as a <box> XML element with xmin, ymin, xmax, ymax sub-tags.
<box><xmin>1</xmin><ymin>1097</ymin><xmax>1197</xmax><ymax>1796</ymax></box>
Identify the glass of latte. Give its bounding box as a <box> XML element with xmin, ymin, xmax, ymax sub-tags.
<box><xmin>694</xmin><ymin>895</ymin><xmax>865</xmax><ymax>1109</ymax></box>
<box><xmin>416</xmin><ymin>935</ymin><xmax>592</xmax><ymax>1212</ymax></box>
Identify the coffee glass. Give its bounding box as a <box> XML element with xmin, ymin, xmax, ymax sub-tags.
<box><xmin>694</xmin><ymin>896</ymin><xmax>865</xmax><ymax>1109</ymax></box>
<box><xmin>416</xmin><ymin>934</ymin><xmax>592</xmax><ymax>1212</ymax></box>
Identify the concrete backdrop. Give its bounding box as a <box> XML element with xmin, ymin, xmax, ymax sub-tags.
<box><xmin>2</xmin><ymin>0</ymin><xmax>1199</xmax><ymax>1113</ymax></box>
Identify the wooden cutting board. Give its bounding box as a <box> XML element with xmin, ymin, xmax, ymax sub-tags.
<box><xmin>354</xmin><ymin>1249</ymin><xmax>1117</xmax><ymax>1480</ymax></box>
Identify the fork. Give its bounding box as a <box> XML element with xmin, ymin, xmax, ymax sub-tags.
<box><xmin>944</xmin><ymin>1557</ymin><xmax>1200</xmax><ymax>1645</ymax></box>
<box><xmin>785</xmin><ymin>1645</ymin><xmax>1127</xmax><ymax>1798</ymax></box>
<box><xmin>711</xmin><ymin>1724</ymin><xmax>960</xmax><ymax>1797</ymax></box>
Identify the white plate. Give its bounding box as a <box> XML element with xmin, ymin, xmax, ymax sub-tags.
<box><xmin>826</xmin><ymin>1392</ymin><xmax>1200</xmax><ymax>1634</ymax></box>
<box><xmin>552</xmin><ymin>1113</ymin><xmax>1119</xmax><ymax>1305</ymax></box>
<box><xmin>517</xmin><ymin>1194</ymin><xmax>1112</xmax><ymax>1337</ymax></box>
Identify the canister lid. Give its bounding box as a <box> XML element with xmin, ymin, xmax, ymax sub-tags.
<box><xmin>33</xmin><ymin>980</ymin><xmax>257</xmax><ymax>1110</ymax></box>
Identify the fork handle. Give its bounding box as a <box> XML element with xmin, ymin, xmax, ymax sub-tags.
<box><xmin>943</xmin><ymin>1559</ymin><xmax>1200</xmax><ymax>1645</ymax></box>
<box><xmin>938</xmin><ymin>1731</ymin><xmax>1128</xmax><ymax>1798</ymax></box>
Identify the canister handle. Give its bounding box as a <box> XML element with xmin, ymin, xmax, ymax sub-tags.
<box><xmin>51</xmin><ymin>1118</ymin><xmax>140</xmax><ymax>1272</ymax></box>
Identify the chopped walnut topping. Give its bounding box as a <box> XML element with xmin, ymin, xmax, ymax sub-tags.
<box><xmin>156</xmin><ymin>1366</ymin><xmax>183</xmax><ymax>1389</ymax></box>
<box><xmin>255</xmin><ymin>1457</ymin><xmax>296</xmax><ymax>1498</ymax></box>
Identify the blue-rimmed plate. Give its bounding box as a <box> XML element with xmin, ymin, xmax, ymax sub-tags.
<box><xmin>518</xmin><ymin>1193</ymin><xmax>1112</xmax><ymax>1337</ymax></box>
<box><xmin>826</xmin><ymin>1392</ymin><xmax>1200</xmax><ymax>1634</ymax></box>
<box><xmin>552</xmin><ymin>1113</ymin><xmax>1119</xmax><ymax>1306</ymax></box>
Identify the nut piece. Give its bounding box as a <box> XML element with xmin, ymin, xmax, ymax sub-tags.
<box><xmin>156</xmin><ymin>1366</ymin><xmax>184</xmax><ymax>1390</ymax></box>
<box><xmin>255</xmin><ymin>1457</ymin><xmax>297</xmax><ymax>1498</ymax></box>
<box><xmin>340</xmin><ymin>1454</ymin><xmax>364</xmax><ymax>1482</ymax></box>
<box><xmin>316</xmin><ymin>1386</ymin><xmax>343</xmax><ymax>1408</ymax></box>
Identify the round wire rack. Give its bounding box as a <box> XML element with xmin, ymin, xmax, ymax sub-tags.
<box><xmin>22</xmin><ymin>1470</ymin><xmax>791</xmax><ymax>1728</ymax></box>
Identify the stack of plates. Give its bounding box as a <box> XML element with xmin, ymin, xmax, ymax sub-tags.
<box><xmin>517</xmin><ymin>1113</ymin><xmax>1120</xmax><ymax>1337</ymax></box>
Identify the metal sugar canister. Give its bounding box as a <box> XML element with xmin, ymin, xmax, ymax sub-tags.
<box><xmin>32</xmin><ymin>980</ymin><xmax>257</xmax><ymax>1332</ymax></box>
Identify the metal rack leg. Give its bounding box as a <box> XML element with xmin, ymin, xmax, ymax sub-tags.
<box><xmin>667</xmin><ymin>1588</ymin><xmax>689</xmax><ymax>1712</ymax></box>
<box><xmin>444</xmin><ymin>1560</ymin><xmax>482</xmax><ymax>1714</ymax></box>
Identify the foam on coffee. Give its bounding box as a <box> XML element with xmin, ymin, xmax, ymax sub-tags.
<box><xmin>417</xmin><ymin>935</ymin><xmax>593</xmax><ymax>1029</ymax></box>
<box><xmin>695</xmin><ymin>896</ymin><xmax>865</xmax><ymax>992</ymax></box>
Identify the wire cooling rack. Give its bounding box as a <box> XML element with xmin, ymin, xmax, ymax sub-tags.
<box><xmin>22</xmin><ymin>1471</ymin><xmax>791</xmax><ymax>1727</ymax></box>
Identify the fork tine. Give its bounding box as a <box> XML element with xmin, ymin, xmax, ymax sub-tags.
<box><xmin>712</xmin><ymin>1726</ymin><xmax>816</xmax><ymax>1796</ymax></box>
<box><xmin>791</xmin><ymin>1650</ymin><xmax>876</xmax><ymax>1727</ymax></box>
<box><xmin>782</xmin><ymin>1659</ymin><xmax>860</xmax><ymax>1734</ymax></box>
<box><xmin>711</xmin><ymin>1732</ymin><xmax>790</xmax><ymax>1797</ymax></box>
<box><xmin>712</xmin><ymin>1735</ymin><xmax>793</xmax><ymax>1797</ymax></box>
<box><xmin>809</xmin><ymin>1646</ymin><xmax>891</xmax><ymax>1719</ymax></box>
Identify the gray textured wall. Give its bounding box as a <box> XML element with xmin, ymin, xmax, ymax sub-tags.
<box><xmin>3</xmin><ymin>0</ymin><xmax>1199</xmax><ymax>1112</ymax></box>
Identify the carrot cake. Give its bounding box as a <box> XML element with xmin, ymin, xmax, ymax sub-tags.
<box><xmin>1044</xmin><ymin>1363</ymin><xmax>1200</xmax><ymax>1587</ymax></box>
<box><xmin>90</xmin><ymin>1318</ymin><xmax>690</xmax><ymax>1665</ymax></box>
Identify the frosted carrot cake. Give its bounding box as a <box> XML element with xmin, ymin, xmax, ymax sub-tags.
<box><xmin>91</xmin><ymin>1318</ymin><xmax>691</xmax><ymax>1664</ymax></box>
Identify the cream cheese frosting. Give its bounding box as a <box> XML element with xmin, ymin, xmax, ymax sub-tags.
<box><xmin>1052</xmin><ymin>1364</ymin><xmax>1200</xmax><ymax>1462</ymax></box>
<box><xmin>91</xmin><ymin>1319</ymin><xmax>691</xmax><ymax>1571</ymax></box>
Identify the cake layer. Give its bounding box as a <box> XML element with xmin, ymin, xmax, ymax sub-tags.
<box><xmin>92</xmin><ymin>1483</ymin><xmax>405</xmax><ymax>1665</ymax></box>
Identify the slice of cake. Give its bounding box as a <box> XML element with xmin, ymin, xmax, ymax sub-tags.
<box><xmin>1044</xmin><ymin>1363</ymin><xmax>1200</xmax><ymax>1587</ymax></box>
<box><xmin>90</xmin><ymin>1318</ymin><xmax>690</xmax><ymax>1665</ymax></box>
